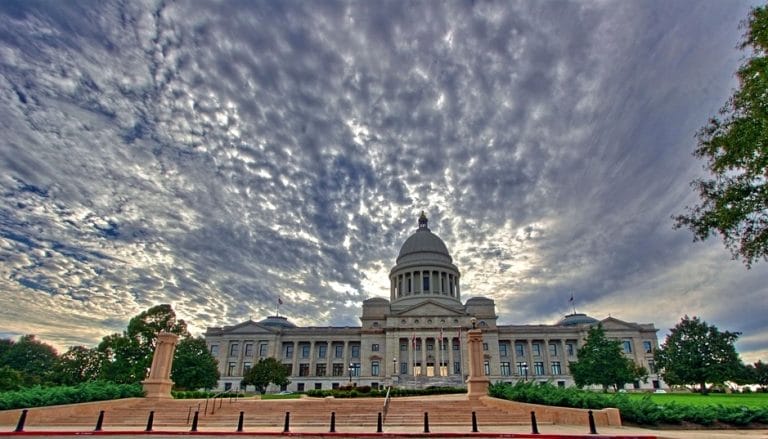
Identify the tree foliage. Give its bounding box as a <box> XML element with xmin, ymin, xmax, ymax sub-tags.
<box><xmin>654</xmin><ymin>315</ymin><xmax>742</xmax><ymax>393</ymax></box>
<box><xmin>54</xmin><ymin>346</ymin><xmax>105</xmax><ymax>386</ymax></box>
<box><xmin>675</xmin><ymin>6</ymin><xmax>768</xmax><ymax>267</ymax></box>
<box><xmin>171</xmin><ymin>337</ymin><xmax>219</xmax><ymax>390</ymax></box>
<box><xmin>0</xmin><ymin>335</ymin><xmax>58</xmax><ymax>386</ymax></box>
<box><xmin>569</xmin><ymin>324</ymin><xmax>647</xmax><ymax>391</ymax></box>
<box><xmin>242</xmin><ymin>357</ymin><xmax>290</xmax><ymax>394</ymax></box>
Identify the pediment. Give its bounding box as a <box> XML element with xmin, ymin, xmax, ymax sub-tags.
<box><xmin>393</xmin><ymin>300</ymin><xmax>465</xmax><ymax>317</ymax></box>
<box><xmin>222</xmin><ymin>320</ymin><xmax>279</xmax><ymax>335</ymax></box>
<box><xmin>600</xmin><ymin>317</ymin><xmax>640</xmax><ymax>331</ymax></box>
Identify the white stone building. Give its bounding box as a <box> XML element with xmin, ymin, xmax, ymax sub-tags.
<box><xmin>205</xmin><ymin>213</ymin><xmax>663</xmax><ymax>392</ymax></box>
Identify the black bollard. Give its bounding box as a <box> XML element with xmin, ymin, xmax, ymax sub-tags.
<box><xmin>471</xmin><ymin>411</ymin><xmax>478</xmax><ymax>433</ymax></box>
<box><xmin>588</xmin><ymin>410</ymin><xmax>597</xmax><ymax>434</ymax></box>
<box><xmin>423</xmin><ymin>412</ymin><xmax>430</xmax><ymax>433</ymax></box>
<box><xmin>377</xmin><ymin>412</ymin><xmax>383</xmax><ymax>433</ymax></box>
<box><xmin>14</xmin><ymin>409</ymin><xmax>28</xmax><ymax>432</ymax></box>
<box><xmin>95</xmin><ymin>410</ymin><xmax>105</xmax><ymax>431</ymax></box>
<box><xmin>330</xmin><ymin>411</ymin><xmax>336</xmax><ymax>433</ymax></box>
<box><xmin>530</xmin><ymin>411</ymin><xmax>539</xmax><ymax>434</ymax></box>
<box><xmin>145</xmin><ymin>410</ymin><xmax>155</xmax><ymax>432</ymax></box>
<box><xmin>191</xmin><ymin>411</ymin><xmax>199</xmax><ymax>432</ymax></box>
<box><xmin>237</xmin><ymin>411</ymin><xmax>244</xmax><ymax>432</ymax></box>
<box><xmin>283</xmin><ymin>411</ymin><xmax>290</xmax><ymax>433</ymax></box>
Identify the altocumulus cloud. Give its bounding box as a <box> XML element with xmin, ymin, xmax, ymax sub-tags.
<box><xmin>0</xmin><ymin>0</ymin><xmax>766</xmax><ymax>362</ymax></box>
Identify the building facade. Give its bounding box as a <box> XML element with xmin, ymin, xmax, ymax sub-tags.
<box><xmin>205</xmin><ymin>213</ymin><xmax>663</xmax><ymax>392</ymax></box>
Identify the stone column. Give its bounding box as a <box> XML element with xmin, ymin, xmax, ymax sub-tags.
<box><xmin>465</xmin><ymin>328</ymin><xmax>490</xmax><ymax>399</ymax></box>
<box><xmin>142</xmin><ymin>331</ymin><xmax>179</xmax><ymax>399</ymax></box>
<box><xmin>421</xmin><ymin>337</ymin><xmax>427</xmax><ymax>376</ymax></box>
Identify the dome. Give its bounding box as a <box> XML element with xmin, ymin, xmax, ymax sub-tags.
<box><xmin>557</xmin><ymin>313</ymin><xmax>599</xmax><ymax>326</ymax></box>
<box><xmin>259</xmin><ymin>315</ymin><xmax>296</xmax><ymax>329</ymax></box>
<box><xmin>396</xmin><ymin>212</ymin><xmax>452</xmax><ymax>264</ymax></box>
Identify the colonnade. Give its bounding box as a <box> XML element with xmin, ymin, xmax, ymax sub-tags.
<box><xmin>391</xmin><ymin>270</ymin><xmax>460</xmax><ymax>299</ymax></box>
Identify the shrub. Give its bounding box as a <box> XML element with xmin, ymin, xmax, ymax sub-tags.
<box><xmin>0</xmin><ymin>381</ymin><xmax>143</xmax><ymax>410</ymax></box>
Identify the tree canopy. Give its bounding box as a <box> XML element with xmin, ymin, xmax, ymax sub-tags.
<box><xmin>242</xmin><ymin>357</ymin><xmax>290</xmax><ymax>394</ymax></box>
<box><xmin>675</xmin><ymin>6</ymin><xmax>768</xmax><ymax>267</ymax></box>
<box><xmin>0</xmin><ymin>335</ymin><xmax>58</xmax><ymax>386</ymax></box>
<box><xmin>171</xmin><ymin>337</ymin><xmax>219</xmax><ymax>390</ymax></box>
<box><xmin>654</xmin><ymin>315</ymin><xmax>742</xmax><ymax>393</ymax></box>
<box><xmin>569</xmin><ymin>324</ymin><xmax>647</xmax><ymax>391</ymax></box>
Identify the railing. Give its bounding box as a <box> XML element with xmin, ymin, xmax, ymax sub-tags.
<box><xmin>204</xmin><ymin>389</ymin><xmax>243</xmax><ymax>415</ymax></box>
<box><xmin>382</xmin><ymin>386</ymin><xmax>392</xmax><ymax>421</ymax></box>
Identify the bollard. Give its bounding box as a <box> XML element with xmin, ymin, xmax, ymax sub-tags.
<box><xmin>471</xmin><ymin>411</ymin><xmax>478</xmax><ymax>433</ymax></box>
<box><xmin>423</xmin><ymin>412</ymin><xmax>430</xmax><ymax>433</ymax></box>
<box><xmin>237</xmin><ymin>411</ymin><xmax>244</xmax><ymax>432</ymax></box>
<box><xmin>145</xmin><ymin>410</ymin><xmax>155</xmax><ymax>432</ymax></box>
<box><xmin>530</xmin><ymin>411</ymin><xmax>539</xmax><ymax>434</ymax></box>
<box><xmin>15</xmin><ymin>409</ymin><xmax>28</xmax><ymax>432</ymax></box>
<box><xmin>377</xmin><ymin>412</ymin><xmax>383</xmax><ymax>433</ymax></box>
<box><xmin>588</xmin><ymin>410</ymin><xmax>597</xmax><ymax>434</ymax></box>
<box><xmin>191</xmin><ymin>411</ymin><xmax>199</xmax><ymax>432</ymax></box>
<box><xmin>95</xmin><ymin>410</ymin><xmax>105</xmax><ymax>431</ymax></box>
<box><xmin>330</xmin><ymin>411</ymin><xmax>336</xmax><ymax>433</ymax></box>
<box><xmin>283</xmin><ymin>411</ymin><xmax>290</xmax><ymax>433</ymax></box>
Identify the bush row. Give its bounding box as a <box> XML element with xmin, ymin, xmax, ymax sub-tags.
<box><xmin>0</xmin><ymin>381</ymin><xmax>144</xmax><ymax>411</ymax></box>
<box><xmin>488</xmin><ymin>382</ymin><xmax>768</xmax><ymax>426</ymax></box>
<box><xmin>306</xmin><ymin>386</ymin><xmax>466</xmax><ymax>398</ymax></box>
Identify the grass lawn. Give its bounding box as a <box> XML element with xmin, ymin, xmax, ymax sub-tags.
<box><xmin>260</xmin><ymin>393</ymin><xmax>302</xmax><ymax>400</ymax></box>
<box><xmin>625</xmin><ymin>392</ymin><xmax>768</xmax><ymax>408</ymax></box>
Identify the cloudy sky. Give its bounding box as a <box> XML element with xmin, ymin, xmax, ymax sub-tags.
<box><xmin>1</xmin><ymin>0</ymin><xmax>766</xmax><ymax>363</ymax></box>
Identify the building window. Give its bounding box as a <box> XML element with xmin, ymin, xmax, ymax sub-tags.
<box><xmin>515</xmin><ymin>343</ymin><xmax>525</xmax><ymax>357</ymax></box>
<box><xmin>500</xmin><ymin>362</ymin><xmax>511</xmax><ymax>376</ymax></box>
<box><xmin>643</xmin><ymin>341</ymin><xmax>653</xmax><ymax>354</ymax></box>
<box><xmin>259</xmin><ymin>343</ymin><xmax>268</xmax><ymax>357</ymax></box>
<box><xmin>351</xmin><ymin>345</ymin><xmax>360</xmax><ymax>358</ymax></box>
<box><xmin>415</xmin><ymin>339</ymin><xmax>422</xmax><ymax>351</ymax></box>
<box><xmin>332</xmin><ymin>363</ymin><xmax>344</xmax><ymax>376</ymax></box>
<box><xmin>516</xmin><ymin>362</ymin><xmax>526</xmax><ymax>375</ymax></box>
<box><xmin>483</xmin><ymin>343</ymin><xmax>489</xmax><ymax>351</ymax></box>
<box><xmin>227</xmin><ymin>362</ymin><xmax>236</xmax><ymax>376</ymax></box>
<box><xmin>224</xmin><ymin>382</ymin><xmax>232</xmax><ymax>391</ymax></box>
<box><xmin>551</xmin><ymin>361</ymin><xmax>561</xmax><ymax>375</ymax></box>
<box><xmin>423</xmin><ymin>274</ymin><xmax>430</xmax><ymax>291</ymax></box>
<box><xmin>316</xmin><ymin>364</ymin><xmax>326</xmax><ymax>376</ymax></box>
<box><xmin>297</xmin><ymin>383</ymin><xmax>305</xmax><ymax>392</ymax></box>
<box><xmin>372</xmin><ymin>344</ymin><xmax>379</xmax><ymax>352</ymax></box>
<box><xmin>318</xmin><ymin>344</ymin><xmax>327</xmax><ymax>358</ymax></box>
<box><xmin>453</xmin><ymin>340</ymin><xmax>460</xmax><ymax>351</ymax></box>
<box><xmin>401</xmin><ymin>362</ymin><xmax>408</xmax><ymax>374</ymax></box>
<box><xmin>243</xmin><ymin>362</ymin><xmax>252</xmax><ymax>375</ymax></box>
<box><xmin>566</xmin><ymin>343</ymin><xmax>575</xmax><ymax>356</ymax></box>
<box><xmin>533</xmin><ymin>362</ymin><xmax>545</xmax><ymax>375</ymax></box>
<box><xmin>210</xmin><ymin>345</ymin><xmax>219</xmax><ymax>357</ymax></box>
<box><xmin>284</xmin><ymin>344</ymin><xmax>293</xmax><ymax>359</ymax></box>
<box><xmin>549</xmin><ymin>343</ymin><xmax>557</xmax><ymax>357</ymax></box>
<box><xmin>371</xmin><ymin>361</ymin><xmax>380</xmax><ymax>376</ymax></box>
<box><xmin>483</xmin><ymin>360</ymin><xmax>490</xmax><ymax>376</ymax></box>
<box><xmin>244</xmin><ymin>343</ymin><xmax>253</xmax><ymax>357</ymax></box>
<box><xmin>532</xmin><ymin>343</ymin><xmax>541</xmax><ymax>356</ymax></box>
<box><xmin>622</xmin><ymin>340</ymin><xmax>633</xmax><ymax>354</ymax></box>
<box><xmin>229</xmin><ymin>343</ymin><xmax>239</xmax><ymax>357</ymax></box>
<box><xmin>454</xmin><ymin>362</ymin><xmax>461</xmax><ymax>374</ymax></box>
<box><xmin>332</xmin><ymin>382</ymin><xmax>339</xmax><ymax>390</ymax></box>
<box><xmin>648</xmin><ymin>360</ymin><xmax>657</xmax><ymax>374</ymax></box>
<box><xmin>427</xmin><ymin>342</ymin><xmax>434</xmax><ymax>351</ymax></box>
<box><xmin>299</xmin><ymin>364</ymin><xmax>309</xmax><ymax>377</ymax></box>
<box><xmin>315</xmin><ymin>383</ymin><xmax>322</xmax><ymax>390</ymax></box>
<box><xmin>499</xmin><ymin>343</ymin><xmax>509</xmax><ymax>357</ymax></box>
<box><xmin>351</xmin><ymin>363</ymin><xmax>360</xmax><ymax>377</ymax></box>
<box><xmin>334</xmin><ymin>344</ymin><xmax>344</xmax><ymax>358</ymax></box>
<box><xmin>301</xmin><ymin>344</ymin><xmax>310</xmax><ymax>358</ymax></box>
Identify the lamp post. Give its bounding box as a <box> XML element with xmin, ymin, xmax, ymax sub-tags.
<box><xmin>349</xmin><ymin>362</ymin><xmax>354</xmax><ymax>384</ymax></box>
<box><xmin>393</xmin><ymin>357</ymin><xmax>398</xmax><ymax>375</ymax></box>
<box><xmin>522</xmin><ymin>362</ymin><xmax>528</xmax><ymax>382</ymax></box>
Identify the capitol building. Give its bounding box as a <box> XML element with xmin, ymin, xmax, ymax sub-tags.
<box><xmin>205</xmin><ymin>213</ymin><xmax>662</xmax><ymax>392</ymax></box>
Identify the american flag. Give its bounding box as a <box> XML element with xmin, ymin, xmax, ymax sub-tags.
<box><xmin>278</xmin><ymin>297</ymin><xmax>283</xmax><ymax>305</ymax></box>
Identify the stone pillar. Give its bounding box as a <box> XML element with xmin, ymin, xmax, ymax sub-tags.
<box><xmin>142</xmin><ymin>332</ymin><xmax>179</xmax><ymax>398</ymax></box>
<box><xmin>465</xmin><ymin>328</ymin><xmax>490</xmax><ymax>399</ymax></box>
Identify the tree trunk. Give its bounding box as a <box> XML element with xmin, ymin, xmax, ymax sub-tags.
<box><xmin>700</xmin><ymin>381</ymin><xmax>707</xmax><ymax>395</ymax></box>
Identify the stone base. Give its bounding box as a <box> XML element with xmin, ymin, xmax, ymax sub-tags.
<box><xmin>141</xmin><ymin>379</ymin><xmax>174</xmax><ymax>399</ymax></box>
<box><xmin>466</xmin><ymin>377</ymin><xmax>490</xmax><ymax>399</ymax></box>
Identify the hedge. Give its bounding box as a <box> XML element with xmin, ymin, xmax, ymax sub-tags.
<box><xmin>0</xmin><ymin>381</ymin><xmax>144</xmax><ymax>410</ymax></box>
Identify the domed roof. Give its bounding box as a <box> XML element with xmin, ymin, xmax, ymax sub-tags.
<box><xmin>557</xmin><ymin>313</ymin><xmax>599</xmax><ymax>326</ymax></box>
<box><xmin>259</xmin><ymin>315</ymin><xmax>296</xmax><ymax>329</ymax></box>
<box><xmin>396</xmin><ymin>212</ymin><xmax>452</xmax><ymax>264</ymax></box>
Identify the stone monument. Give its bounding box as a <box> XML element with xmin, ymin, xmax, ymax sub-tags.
<box><xmin>465</xmin><ymin>318</ymin><xmax>490</xmax><ymax>398</ymax></box>
<box><xmin>141</xmin><ymin>331</ymin><xmax>179</xmax><ymax>398</ymax></box>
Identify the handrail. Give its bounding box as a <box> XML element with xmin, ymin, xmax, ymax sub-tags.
<box><xmin>382</xmin><ymin>386</ymin><xmax>392</xmax><ymax>421</ymax></box>
<box><xmin>206</xmin><ymin>390</ymin><xmax>235</xmax><ymax>415</ymax></box>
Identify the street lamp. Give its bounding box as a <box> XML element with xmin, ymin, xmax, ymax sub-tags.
<box><xmin>349</xmin><ymin>362</ymin><xmax>354</xmax><ymax>384</ymax></box>
<box><xmin>393</xmin><ymin>357</ymin><xmax>398</xmax><ymax>375</ymax></box>
<box><xmin>522</xmin><ymin>362</ymin><xmax>528</xmax><ymax>382</ymax></box>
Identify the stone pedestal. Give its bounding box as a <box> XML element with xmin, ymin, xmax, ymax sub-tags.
<box><xmin>141</xmin><ymin>332</ymin><xmax>179</xmax><ymax>399</ymax></box>
<box><xmin>465</xmin><ymin>328</ymin><xmax>490</xmax><ymax>399</ymax></box>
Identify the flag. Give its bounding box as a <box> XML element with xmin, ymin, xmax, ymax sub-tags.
<box><xmin>569</xmin><ymin>294</ymin><xmax>574</xmax><ymax>303</ymax></box>
<box><xmin>439</xmin><ymin>327</ymin><xmax>444</xmax><ymax>342</ymax></box>
<box><xmin>411</xmin><ymin>333</ymin><xmax>416</xmax><ymax>349</ymax></box>
<box><xmin>278</xmin><ymin>297</ymin><xmax>283</xmax><ymax>305</ymax></box>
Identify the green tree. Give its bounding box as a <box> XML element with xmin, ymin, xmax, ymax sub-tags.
<box><xmin>675</xmin><ymin>6</ymin><xmax>768</xmax><ymax>267</ymax></box>
<box><xmin>98</xmin><ymin>304</ymin><xmax>189</xmax><ymax>384</ymax></box>
<box><xmin>242</xmin><ymin>357</ymin><xmax>290</xmax><ymax>394</ymax></box>
<box><xmin>0</xmin><ymin>365</ymin><xmax>22</xmax><ymax>391</ymax></box>
<box><xmin>54</xmin><ymin>346</ymin><xmax>105</xmax><ymax>385</ymax></box>
<box><xmin>569</xmin><ymin>324</ymin><xmax>647</xmax><ymax>391</ymax></box>
<box><xmin>751</xmin><ymin>360</ymin><xmax>768</xmax><ymax>390</ymax></box>
<box><xmin>171</xmin><ymin>337</ymin><xmax>219</xmax><ymax>390</ymax></box>
<box><xmin>654</xmin><ymin>316</ymin><xmax>742</xmax><ymax>394</ymax></box>
<box><xmin>1</xmin><ymin>335</ymin><xmax>58</xmax><ymax>386</ymax></box>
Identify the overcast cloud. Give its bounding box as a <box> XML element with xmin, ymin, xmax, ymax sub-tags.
<box><xmin>1</xmin><ymin>0</ymin><xmax>766</xmax><ymax>363</ymax></box>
